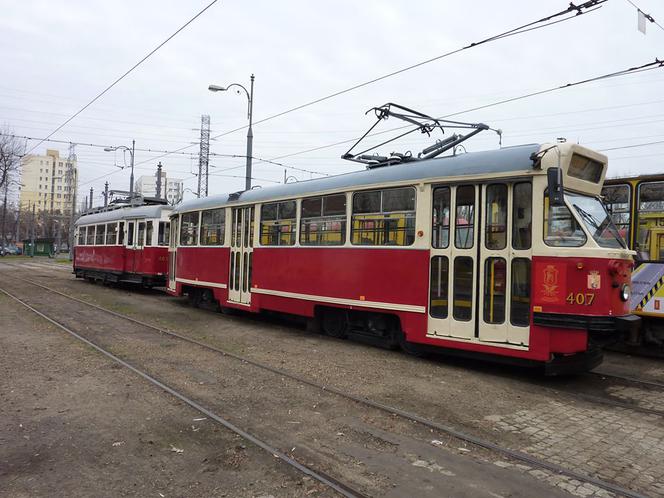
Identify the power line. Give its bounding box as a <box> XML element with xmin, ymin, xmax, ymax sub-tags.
<box><xmin>134</xmin><ymin>0</ymin><xmax>607</xmax><ymax>167</ymax></box>
<box><xmin>625</xmin><ymin>0</ymin><xmax>664</xmax><ymax>32</ymax></box>
<box><xmin>598</xmin><ymin>139</ymin><xmax>664</xmax><ymax>151</ymax></box>
<box><xmin>266</xmin><ymin>58</ymin><xmax>664</xmax><ymax>162</ymax></box>
<box><xmin>23</xmin><ymin>0</ymin><xmax>219</xmax><ymax>156</ymax></box>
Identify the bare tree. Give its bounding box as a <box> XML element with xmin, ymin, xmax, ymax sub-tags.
<box><xmin>0</xmin><ymin>128</ymin><xmax>24</xmax><ymax>191</ymax></box>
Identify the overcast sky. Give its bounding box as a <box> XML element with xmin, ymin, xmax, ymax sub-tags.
<box><xmin>1</xmin><ymin>0</ymin><xmax>663</xmax><ymax>206</ymax></box>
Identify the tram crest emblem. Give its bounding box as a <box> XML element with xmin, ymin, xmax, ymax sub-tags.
<box><xmin>542</xmin><ymin>264</ymin><xmax>560</xmax><ymax>301</ymax></box>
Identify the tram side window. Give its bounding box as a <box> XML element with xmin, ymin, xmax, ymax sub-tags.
<box><xmin>78</xmin><ymin>227</ymin><xmax>86</xmax><ymax>246</ymax></box>
<box><xmin>95</xmin><ymin>225</ymin><xmax>105</xmax><ymax>245</ymax></box>
<box><xmin>483</xmin><ymin>257</ymin><xmax>506</xmax><ymax>324</ymax></box>
<box><xmin>485</xmin><ymin>184</ymin><xmax>507</xmax><ymax>250</ymax></box>
<box><xmin>137</xmin><ymin>222</ymin><xmax>146</xmax><ymax>247</ymax></box>
<box><xmin>453</xmin><ymin>256</ymin><xmax>473</xmax><ymax>321</ymax></box>
<box><xmin>351</xmin><ymin>187</ymin><xmax>416</xmax><ymax>246</ymax></box>
<box><xmin>169</xmin><ymin>218</ymin><xmax>178</xmax><ymax>248</ymax></box>
<box><xmin>429</xmin><ymin>256</ymin><xmax>449</xmax><ymax>319</ymax></box>
<box><xmin>180</xmin><ymin>212</ymin><xmax>199</xmax><ymax>246</ymax></box>
<box><xmin>86</xmin><ymin>225</ymin><xmax>95</xmax><ymax>245</ymax></box>
<box><xmin>455</xmin><ymin>186</ymin><xmax>475</xmax><ymax>249</ymax></box>
<box><xmin>158</xmin><ymin>221</ymin><xmax>170</xmax><ymax>246</ymax></box>
<box><xmin>511</xmin><ymin>258</ymin><xmax>531</xmax><ymax>327</ymax></box>
<box><xmin>145</xmin><ymin>221</ymin><xmax>153</xmax><ymax>246</ymax></box>
<box><xmin>261</xmin><ymin>201</ymin><xmax>296</xmax><ymax>246</ymax></box>
<box><xmin>118</xmin><ymin>222</ymin><xmax>125</xmax><ymax>246</ymax></box>
<box><xmin>601</xmin><ymin>184</ymin><xmax>630</xmax><ymax>244</ymax></box>
<box><xmin>127</xmin><ymin>222</ymin><xmax>134</xmax><ymax>246</ymax></box>
<box><xmin>300</xmin><ymin>194</ymin><xmax>346</xmax><ymax>246</ymax></box>
<box><xmin>636</xmin><ymin>182</ymin><xmax>664</xmax><ymax>261</ymax></box>
<box><xmin>106</xmin><ymin>223</ymin><xmax>118</xmax><ymax>245</ymax></box>
<box><xmin>543</xmin><ymin>192</ymin><xmax>586</xmax><ymax>247</ymax></box>
<box><xmin>432</xmin><ymin>187</ymin><xmax>450</xmax><ymax>249</ymax></box>
<box><xmin>512</xmin><ymin>182</ymin><xmax>532</xmax><ymax>250</ymax></box>
<box><xmin>200</xmin><ymin>208</ymin><xmax>225</xmax><ymax>246</ymax></box>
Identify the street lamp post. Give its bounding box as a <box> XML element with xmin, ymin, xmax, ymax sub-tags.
<box><xmin>104</xmin><ymin>140</ymin><xmax>136</xmax><ymax>202</ymax></box>
<box><xmin>209</xmin><ymin>74</ymin><xmax>254</xmax><ymax>191</ymax></box>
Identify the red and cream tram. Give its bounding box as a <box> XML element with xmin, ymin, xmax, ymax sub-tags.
<box><xmin>74</xmin><ymin>202</ymin><xmax>172</xmax><ymax>286</ymax></box>
<box><xmin>167</xmin><ymin>142</ymin><xmax>639</xmax><ymax>374</ymax></box>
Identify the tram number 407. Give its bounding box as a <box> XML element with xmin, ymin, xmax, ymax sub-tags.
<box><xmin>566</xmin><ymin>292</ymin><xmax>596</xmax><ymax>306</ymax></box>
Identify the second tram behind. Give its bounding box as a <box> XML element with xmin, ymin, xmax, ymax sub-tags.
<box><xmin>167</xmin><ymin>142</ymin><xmax>638</xmax><ymax>374</ymax></box>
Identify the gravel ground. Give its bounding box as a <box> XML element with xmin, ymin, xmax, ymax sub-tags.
<box><xmin>2</xmin><ymin>259</ymin><xmax>663</xmax><ymax>496</ymax></box>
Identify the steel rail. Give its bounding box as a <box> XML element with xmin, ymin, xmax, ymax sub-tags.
<box><xmin>1</xmin><ymin>271</ymin><xmax>650</xmax><ymax>498</ymax></box>
<box><xmin>588</xmin><ymin>370</ymin><xmax>664</xmax><ymax>391</ymax></box>
<box><xmin>0</xmin><ymin>284</ymin><xmax>365</xmax><ymax>498</ymax></box>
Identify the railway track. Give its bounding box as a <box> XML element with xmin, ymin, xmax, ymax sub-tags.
<box><xmin>0</xmin><ymin>269</ymin><xmax>653</xmax><ymax>498</ymax></box>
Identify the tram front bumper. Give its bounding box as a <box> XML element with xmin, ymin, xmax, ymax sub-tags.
<box><xmin>533</xmin><ymin>312</ymin><xmax>641</xmax><ymax>333</ymax></box>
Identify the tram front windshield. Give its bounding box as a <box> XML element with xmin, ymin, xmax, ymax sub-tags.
<box><xmin>567</xmin><ymin>191</ymin><xmax>626</xmax><ymax>249</ymax></box>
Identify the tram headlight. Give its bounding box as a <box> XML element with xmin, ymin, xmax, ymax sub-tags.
<box><xmin>620</xmin><ymin>284</ymin><xmax>630</xmax><ymax>302</ymax></box>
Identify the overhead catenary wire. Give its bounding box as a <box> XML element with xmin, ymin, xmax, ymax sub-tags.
<box><xmin>624</xmin><ymin>0</ymin><xmax>664</xmax><ymax>32</ymax></box>
<box><xmin>23</xmin><ymin>0</ymin><xmax>220</xmax><ymax>156</ymax></box>
<box><xmin>130</xmin><ymin>0</ymin><xmax>608</xmax><ymax>168</ymax></box>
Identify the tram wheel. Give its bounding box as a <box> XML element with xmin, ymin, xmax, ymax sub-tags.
<box><xmin>398</xmin><ymin>331</ymin><xmax>425</xmax><ymax>357</ymax></box>
<box><xmin>321</xmin><ymin>309</ymin><xmax>349</xmax><ymax>339</ymax></box>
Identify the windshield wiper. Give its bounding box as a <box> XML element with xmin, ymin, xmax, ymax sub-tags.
<box><xmin>573</xmin><ymin>204</ymin><xmax>601</xmax><ymax>230</ymax></box>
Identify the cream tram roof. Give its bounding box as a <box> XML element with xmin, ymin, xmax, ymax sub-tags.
<box><xmin>75</xmin><ymin>205</ymin><xmax>172</xmax><ymax>226</ymax></box>
<box><xmin>174</xmin><ymin>143</ymin><xmax>544</xmax><ymax>215</ymax></box>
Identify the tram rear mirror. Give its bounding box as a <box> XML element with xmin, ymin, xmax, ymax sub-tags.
<box><xmin>547</xmin><ymin>167</ymin><xmax>565</xmax><ymax>206</ymax></box>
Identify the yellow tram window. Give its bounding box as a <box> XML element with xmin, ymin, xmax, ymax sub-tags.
<box><xmin>483</xmin><ymin>257</ymin><xmax>506</xmax><ymax>324</ymax></box>
<box><xmin>485</xmin><ymin>184</ymin><xmax>507</xmax><ymax>250</ymax></box>
<box><xmin>453</xmin><ymin>256</ymin><xmax>473</xmax><ymax>321</ymax></box>
<box><xmin>261</xmin><ymin>201</ymin><xmax>296</xmax><ymax>246</ymax></box>
<box><xmin>351</xmin><ymin>187</ymin><xmax>415</xmax><ymax>246</ymax></box>
<box><xmin>432</xmin><ymin>187</ymin><xmax>450</xmax><ymax>249</ymax></box>
<box><xmin>455</xmin><ymin>186</ymin><xmax>475</xmax><ymax>249</ymax></box>
<box><xmin>512</xmin><ymin>183</ymin><xmax>532</xmax><ymax>250</ymax></box>
<box><xmin>636</xmin><ymin>182</ymin><xmax>664</xmax><ymax>261</ymax></box>
<box><xmin>300</xmin><ymin>194</ymin><xmax>347</xmax><ymax>246</ymax></box>
<box><xmin>200</xmin><ymin>209</ymin><xmax>225</xmax><ymax>246</ymax></box>
<box><xmin>429</xmin><ymin>256</ymin><xmax>449</xmax><ymax>319</ymax></box>
<box><xmin>510</xmin><ymin>259</ymin><xmax>531</xmax><ymax>327</ymax></box>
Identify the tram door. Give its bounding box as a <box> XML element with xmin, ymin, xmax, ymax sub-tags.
<box><xmin>428</xmin><ymin>183</ymin><xmax>532</xmax><ymax>346</ymax></box>
<box><xmin>228</xmin><ymin>206</ymin><xmax>254</xmax><ymax>305</ymax></box>
<box><xmin>125</xmin><ymin>220</ymin><xmax>137</xmax><ymax>273</ymax></box>
<box><xmin>477</xmin><ymin>183</ymin><xmax>531</xmax><ymax>345</ymax></box>
<box><xmin>167</xmin><ymin>216</ymin><xmax>178</xmax><ymax>292</ymax></box>
<box><xmin>428</xmin><ymin>185</ymin><xmax>478</xmax><ymax>339</ymax></box>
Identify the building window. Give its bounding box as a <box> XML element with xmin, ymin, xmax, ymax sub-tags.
<box><xmin>260</xmin><ymin>200</ymin><xmax>296</xmax><ymax>246</ymax></box>
<box><xmin>299</xmin><ymin>193</ymin><xmax>346</xmax><ymax>246</ymax></box>
<box><xmin>351</xmin><ymin>187</ymin><xmax>416</xmax><ymax>246</ymax></box>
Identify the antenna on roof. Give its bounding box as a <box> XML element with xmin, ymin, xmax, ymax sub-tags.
<box><xmin>341</xmin><ymin>103</ymin><xmax>499</xmax><ymax>169</ymax></box>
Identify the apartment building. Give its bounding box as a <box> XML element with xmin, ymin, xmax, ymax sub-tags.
<box><xmin>135</xmin><ymin>170</ymin><xmax>183</xmax><ymax>204</ymax></box>
<box><xmin>19</xmin><ymin>149</ymin><xmax>78</xmax><ymax>215</ymax></box>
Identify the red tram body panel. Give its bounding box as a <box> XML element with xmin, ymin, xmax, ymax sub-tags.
<box><xmin>74</xmin><ymin>203</ymin><xmax>172</xmax><ymax>286</ymax></box>
<box><xmin>167</xmin><ymin>143</ymin><xmax>639</xmax><ymax>374</ymax></box>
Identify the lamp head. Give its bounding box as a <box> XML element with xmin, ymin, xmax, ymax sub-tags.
<box><xmin>208</xmin><ymin>84</ymin><xmax>226</xmax><ymax>92</ymax></box>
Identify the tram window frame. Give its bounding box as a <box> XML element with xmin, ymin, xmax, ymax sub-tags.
<box><xmin>118</xmin><ymin>222</ymin><xmax>125</xmax><ymax>246</ymax></box>
<box><xmin>429</xmin><ymin>256</ymin><xmax>449</xmax><ymax>319</ymax></box>
<box><xmin>95</xmin><ymin>224</ymin><xmax>105</xmax><ymax>245</ymax></box>
<box><xmin>351</xmin><ymin>186</ymin><xmax>416</xmax><ymax>246</ymax></box>
<box><xmin>179</xmin><ymin>211</ymin><xmax>200</xmax><ymax>246</ymax></box>
<box><xmin>145</xmin><ymin>221</ymin><xmax>154</xmax><ymax>246</ymax></box>
<box><xmin>485</xmin><ymin>184</ymin><xmax>507</xmax><ymax>250</ymax></box>
<box><xmin>78</xmin><ymin>226</ymin><xmax>86</xmax><ymax>246</ymax></box>
<box><xmin>86</xmin><ymin>225</ymin><xmax>95</xmax><ymax>245</ymax></box>
<box><xmin>127</xmin><ymin>221</ymin><xmax>134</xmax><ymax>246</ymax></box>
<box><xmin>483</xmin><ymin>257</ymin><xmax>506</xmax><ymax>324</ymax></box>
<box><xmin>432</xmin><ymin>187</ymin><xmax>450</xmax><ymax>249</ymax></box>
<box><xmin>542</xmin><ymin>191</ymin><xmax>586</xmax><ymax>247</ymax></box>
<box><xmin>158</xmin><ymin>221</ymin><xmax>170</xmax><ymax>246</ymax></box>
<box><xmin>601</xmin><ymin>184</ymin><xmax>630</xmax><ymax>245</ymax></box>
<box><xmin>300</xmin><ymin>193</ymin><xmax>347</xmax><ymax>246</ymax></box>
<box><xmin>510</xmin><ymin>258</ymin><xmax>531</xmax><ymax>327</ymax></box>
<box><xmin>200</xmin><ymin>208</ymin><xmax>225</xmax><ymax>246</ymax></box>
<box><xmin>260</xmin><ymin>200</ymin><xmax>296</xmax><ymax>246</ymax></box>
<box><xmin>453</xmin><ymin>256</ymin><xmax>473</xmax><ymax>321</ymax></box>
<box><xmin>454</xmin><ymin>185</ymin><xmax>475</xmax><ymax>249</ymax></box>
<box><xmin>137</xmin><ymin>221</ymin><xmax>146</xmax><ymax>247</ymax></box>
<box><xmin>106</xmin><ymin>222</ymin><xmax>118</xmax><ymax>245</ymax></box>
<box><xmin>512</xmin><ymin>182</ymin><xmax>532</xmax><ymax>250</ymax></box>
